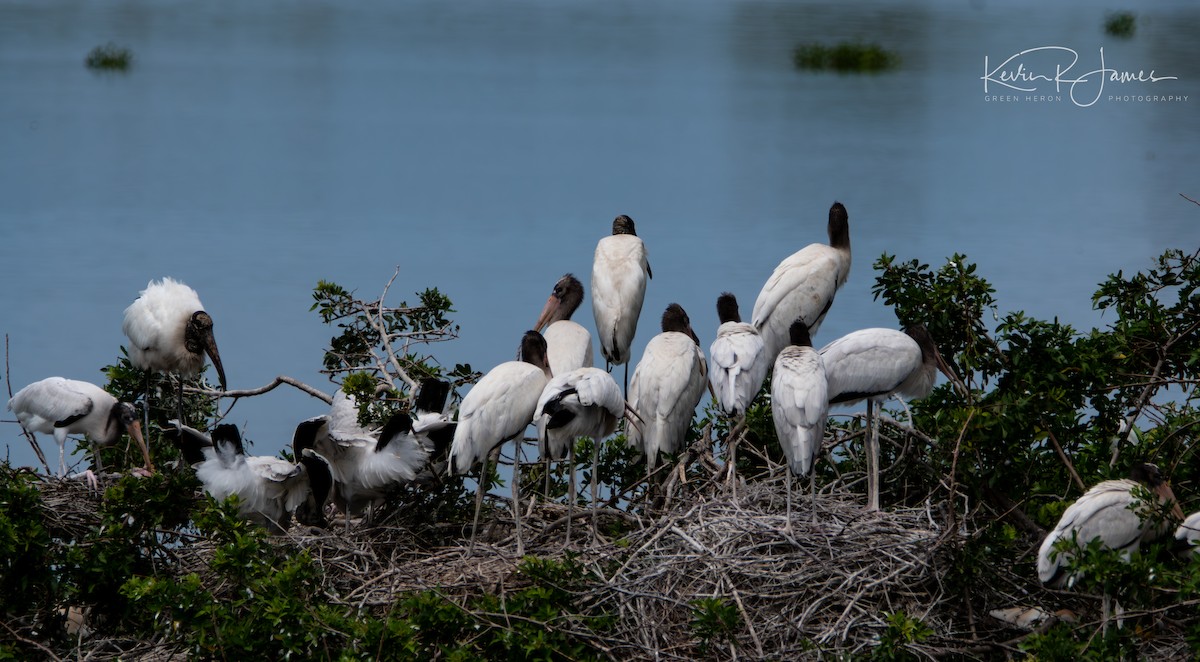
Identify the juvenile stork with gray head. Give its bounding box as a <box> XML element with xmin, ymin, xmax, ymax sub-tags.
<box><xmin>591</xmin><ymin>215</ymin><xmax>652</xmax><ymax>392</ymax></box>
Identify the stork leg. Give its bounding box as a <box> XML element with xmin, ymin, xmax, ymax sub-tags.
<box><xmin>565</xmin><ymin>443</ymin><xmax>575</xmax><ymax>549</ymax></box>
<box><xmin>56</xmin><ymin>438</ymin><xmax>67</xmax><ymax>479</ymax></box>
<box><xmin>176</xmin><ymin>377</ymin><xmax>186</xmax><ymax>430</ymax></box>
<box><xmin>513</xmin><ymin>438</ymin><xmax>525</xmax><ymax>557</ymax></box>
<box><xmin>468</xmin><ymin>448</ymin><xmax>496</xmax><ymax>556</ymax></box>
<box><xmin>784</xmin><ymin>466</ymin><xmax>793</xmax><ymax>534</ymax></box>
<box><xmin>865</xmin><ymin>399</ymin><xmax>880</xmax><ymax>512</ymax></box>
<box><xmin>591</xmin><ymin>436</ymin><xmax>600</xmax><ymax>545</ymax></box>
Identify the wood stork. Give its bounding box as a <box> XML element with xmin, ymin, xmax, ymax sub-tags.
<box><xmin>819</xmin><ymin>325</ymin><xmax>951</xmax><ymax>511</ymax></box>
<box><xmin>592</xmin><ymin>215</ymin><xmax>652</xmax><ymax>390</ymax></box>
<box><xmin>300</xmin><ymin>389</ymin><xmax>429</xmax><ymax>523</ymax></box>
<box><xmin>1038</xmin><ymin>463</ymin><xmax>1183</xmax><ymax>628</ymax></box>
<box><xmin>449</xmin><ymin>330</ymin><xmax>551</xmax><ymax>555</ymax></box>
<box><xmin>534</xmin><ymin>274</ymin><xmax>594</xmax><ymax>377</ymax></box>
<box><xmin>770</xmin><ymin>319</ymin><xmax>828</xmax><ymax>527</ymax></box>
<box><xmin>627</xmin><ymin>304</ymin><xmax>707</xmax><ymax>472</ymax></box>
<box><xmin>752</xmin><ymin>202</ymin><xmax>851</xmax><ymax>362</ymax></box>
<box><xmin>168</xmin><ymin>422</ymin><xmax>333</xmax><ymax>533</ymax></box>
<box><xmin>535</xmin><ymin>366</ymin><xmax>630</xmax><ymax>545</ymax></box>
<box><xmin>122</xmin><ymin>278</ymin><xmax>227</xmax><ymax>425</ymax></box>
<box><xmin>8</xmin><ymin>377</ymin><xmax>152</xmax><ymax>477</ymax></box>
<box><xmin>708</xmin><ymin>293</ymin><xmax>769</xmax><ymax>489</ymax></box>
<box><xmin>1176</xmin><ymin>511</ymin><xmax>1200</xmax><ymax>555</ymax></box>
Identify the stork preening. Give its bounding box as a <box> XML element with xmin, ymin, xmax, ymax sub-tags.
<box><xmin>819</xmin><ymin>325</ymin><xmax>951</xmax><ymax>511</ymax></box>
<box><xmin>708</xmin><ymin>293</ymin><xmax>769</xmax><ymax>488</ymax></box>
<box><xmin>535</xmin><ymin>366</ymin><xmax>631</xmax><ymax>545</ymax></box>
<box><xmin>449</xmin><ymin>330</ymin><xmax>551</xmax><ymax>556</ymax></box>
<box><xmin>770</xmin><ymin>319</ymin><xmax>828</xmax><ymax>528</ymax></box>
<box><xmin>752</xmin><ymin>202</ymin><xmax>851</xmax><ymax>361</ymax></box>
<box><xmin>1038</xmin><ymin>463</ymin><xmax>1183</xmax><ymax>628</ymax></box>
<box><xmin>8</xmin><ymin>377</ymin><xmax>152</xmax><ymax>478</ymax></box>
<box><xmin>301</xmin><ymin>389</ymin><xmax>429</xmax><ymax>524</ymax></box>
<box><xmin>627</xmin><ymin>304</ymin><xmax>707</xmax><ymax>473</ymax></box>
<box><xmin>122</xmin><ymin>278</ymin><xmax>227</xmax><ymax>425</ymax></box>
<box><xmin>168</xmin><ymin>422</ymin><xmax>333</xmax><ymax>533</ymax></box>
<box><xmin>592</xmin><ymin>215</ymin><xmax>652</xmax><ymax>391</ymax></box>
<box><xmin>534</xmin><ymin>274</ymin><xmax>594</xmax><ymax>377</ymax></box>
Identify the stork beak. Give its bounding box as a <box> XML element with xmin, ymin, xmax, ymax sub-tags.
<box><xmin>203</xmin><ymin>331</ymin><xmax>228</xmax><ymax>391</ymax></box>
<box><xmin>534</xmin><ymin>295</ymin><xmax>559</xmax><ymax>332</ymax></box>
<box><xmin>934</xmin><ymin>349</ymin><xmax>969</xmax><ymax>398</ymax></box>
<box><xmin>1158</xmin><ymin>481</ymin><xmax>1185</xmax><ymax>522</ymax></box>
<box><xmin>127</xmin><ymin>419</ymin><xmax>154</xmax><ymax>473</ymax></box>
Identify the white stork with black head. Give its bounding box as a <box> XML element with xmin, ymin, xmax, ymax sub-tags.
<box><xmin>752</xmin><ymin>202</ymin><xmax>851</xmax><ymax>362</ymax></box>
<box><xmin>1038</xmin><ymin>462</ymin><xmax>1183</xmax><ymax>588</ymax></box>
<box><xmin>592</xmin><ymin>215</ymin><xmax>652</xmax><ymax>390</ymax></box>
<box><xmin>534</xmin><ymin>274</ymin><xmax>594</xmax><ymax>376</ymax></box>
<box><xmin>8</xmin><ymin>376</ymin><xmax>152</xmax><ymax>477</ymax></box>
<box><xmin>169</xmin><ymin>422</ymin><xmax>333</xmax><ymax>533</ymax></box>
<box><xmin>300</xmin><ymin>390</ymin><xmax>429</xmax><ymax>522</ymax></box>
<box><xmin>819</xmin><ymin>324</ymin><xmax>951</xmax><ymax>511</ymax></box>
<box><xmin>770</xmin><ymin>319</ymin><xmax>828</xmax><ymax>527</ymax></box>
<box><xmin>122</xmin><ymin>278</ymin><xmax>227</xmax><ymax>426</ymax></box>
<box><xmin>627</xmin><ymin>304</ymin><xmax>707</xmax><ymax>472</ymax></box>
<box><xmin>450</xmin><ymin>330</ymin><xmax>551</xmax><ymax>556</ymax></box>
<box><xmin>709</xmin><ymin>293</ymin><xmax>768</xmax><ymax>419</ymax></box>
<box><xmin>535</xmin><ymin>366</ymin><xmax>631</xmax><ymax>544</ymax></box>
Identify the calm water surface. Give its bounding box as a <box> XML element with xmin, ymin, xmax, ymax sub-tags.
<box><xmin>2</xmin><ymin>0</ymin><xmax>1198</xmax><ymax>468</ymax></box>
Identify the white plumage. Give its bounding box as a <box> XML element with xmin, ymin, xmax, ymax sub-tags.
<box><xmin>752</xmin><ymin>202</ymin><xmax>851</xmax><ymax>362</ymax></box>
<box><xmin>535</xmin><ymin>274</ymin><xmax>594</xmax><ymax>376</ymax></box>
<box><xmin>169</xmin><ymin>423</ymin><xmax>332</xmax><ymax>534</ymax></box>
<box><xmin>1176</xmin><ymin>511</ymin><xmax>1200</xmax><ymax>555</ymax></box>
<box><xmin>592</xmin><ymin>215</ymin><xmax>652</xmax><ymax>369</ymax></box>
<box><xmin>627</xmin><ymin>304</ymin><xmax>707</xmax><ymax>469</ymax></box>
<box><xmin>536</xmin><ymin>366</ymin><xmax>627</xmax><ymax>544</ymax></box>
<box><xmin>122</xmin><ymin>277</ymin><xmax>227</xmax><ymax>389</ymax></box>
<box><xmin>1037</xmin><ymin>463</ymin><xmax>1183</xmax><ymax>587</ymax></box>
<box><xmin>303</xmin><ymin>390</ymin><xmax>429</xmax><ymax>519</ymax></box>
<box><xmin>709</xmin><ymin>293</ymin><xmax>768</xmax><ymax>418</ymax></box>
<box><xmin>772</xmin><ymin>322</ymin><xmax>828</xmax><ymax>478</ymax></box>
<box><xmin>820</xmin><ymin>325</ymin><xmax>945</xmax><ymax>511</ymax></box>
<box><xmin>8</xmin><ymin>377</ymin><xmax>151</xmax><ymax>477</ymax></box>
<box><xmin>450</xmin><ymin>330</ymin><xmax>551</xmax><ymax>555</ymax></box>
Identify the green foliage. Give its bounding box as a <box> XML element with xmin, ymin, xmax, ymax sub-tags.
<box><xmin>793</xmin><ymin>42</ymin><xmax>899</xmax><ymax>72</ymax></box>
<box><xmin>690</xmin><ymin>596</ymin><xmax>739</xmax><ymax>652</ymax></box>
<box><xmin>84</xmin><ymin>43</ymin><xmax>132</xmax><ymax>71</ymax></box>
<box><xmin>1104</xmin><ymin>11</ymin><xmax>1136</xmax><ymax>38</ymax></box>
<box><xmin>871</xmin><ymin>610</ymin><xmax>933</xmax><ymax>661</ymax></box>
<box><xmin>0</xmin><ymin>467</ymin><xmax>54</xmax><ymax>615</ymax></box>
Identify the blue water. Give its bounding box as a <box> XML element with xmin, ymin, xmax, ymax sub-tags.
<box><xmin>2</xmin><ymin>0</ymin><xmax>1198</xmax><ymax>470</ymax></box>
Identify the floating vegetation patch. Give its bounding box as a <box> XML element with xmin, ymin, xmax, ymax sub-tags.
<box><xmin>85</xmin><ymin>43</ymin><xmax>133</xmax><ymax>72</ymax></box>
<box><xmin>1104</xmin><ymin>11</ymin><xmax>1136</xmax><ymax>38</ymax></box>
<box><xmin>793</xmin><ymin>41</ymin><xmax>899</xmax><ymax>73</ymax></box>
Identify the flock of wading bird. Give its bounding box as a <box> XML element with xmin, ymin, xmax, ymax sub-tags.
<box><xmin>7</xmin><ymin>202</ymin><xmax>1200</xmax><ymax>571</ymax></box>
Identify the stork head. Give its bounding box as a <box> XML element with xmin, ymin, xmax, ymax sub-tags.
<box><xmin>612</xmin><ymin>214</ymin><xmax>637</xmax><ymax>236</ymax></box>
<box><xmin>535</xmin><ymin>274</ymin><xmax>584</xmax><ymax>331</ymax></box>
<box><xmin>662</xmin><ymin>303</ymin><xmax>699</xmax><ymax>346</ymax></box>
<box><xmin>786</xmin><ymin>317</ymin><xmax>812</xmax><ymax>348</ymax></box>
<box><xmin>518</xmin><ymin>330</ymin><xmax>551</xmax><ymax>374</ymax></box>
<box><xmin>827</xmin><ymin>201</ymin><xmax>850</xmax><ymax>250</ymax></box>
<box><xmin>715</xmin><ymin>293</ymin><xmax>741</xmax><ymax>325</ymax></box>
<box><xmin>185</xmin><ymin>311</ymin><xmax>227</xmax><ymax>391</ymax></box>
<box><xmin>110</xmin><ymin>402</ymin><xmax>152</xmax><ymax>472</ymax></box>
<box><xmin>1131</xmin><ymin>462</ymin><xmax>1185</xmax><ymax>522</ymax></box>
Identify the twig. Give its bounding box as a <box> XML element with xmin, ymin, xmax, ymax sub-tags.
<box><xmin>187</xmin><ymin>375</ymin><xmax>332</xmax><ymax>404</ymax></box>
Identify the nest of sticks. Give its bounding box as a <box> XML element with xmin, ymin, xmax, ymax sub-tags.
<box><xmin>22</xmin><ymin>432</ymin><xmax>1197</xmax><ymax>660</ymax></box>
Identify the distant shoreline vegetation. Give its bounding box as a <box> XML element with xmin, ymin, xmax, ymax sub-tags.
<box><xmin>793</xmin><ymin>41</ymin><xmax>899</xmax><ymax>73</ymax></box>
<box><xmin>85</xmin><ymin>43</ymin><xmax>133</xmax><ymax>72</ymax></box>
<box><xmin>1104</xmin><ymin>11</ymin><xmax>1136</xmax><ymax>38</ymax></box>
